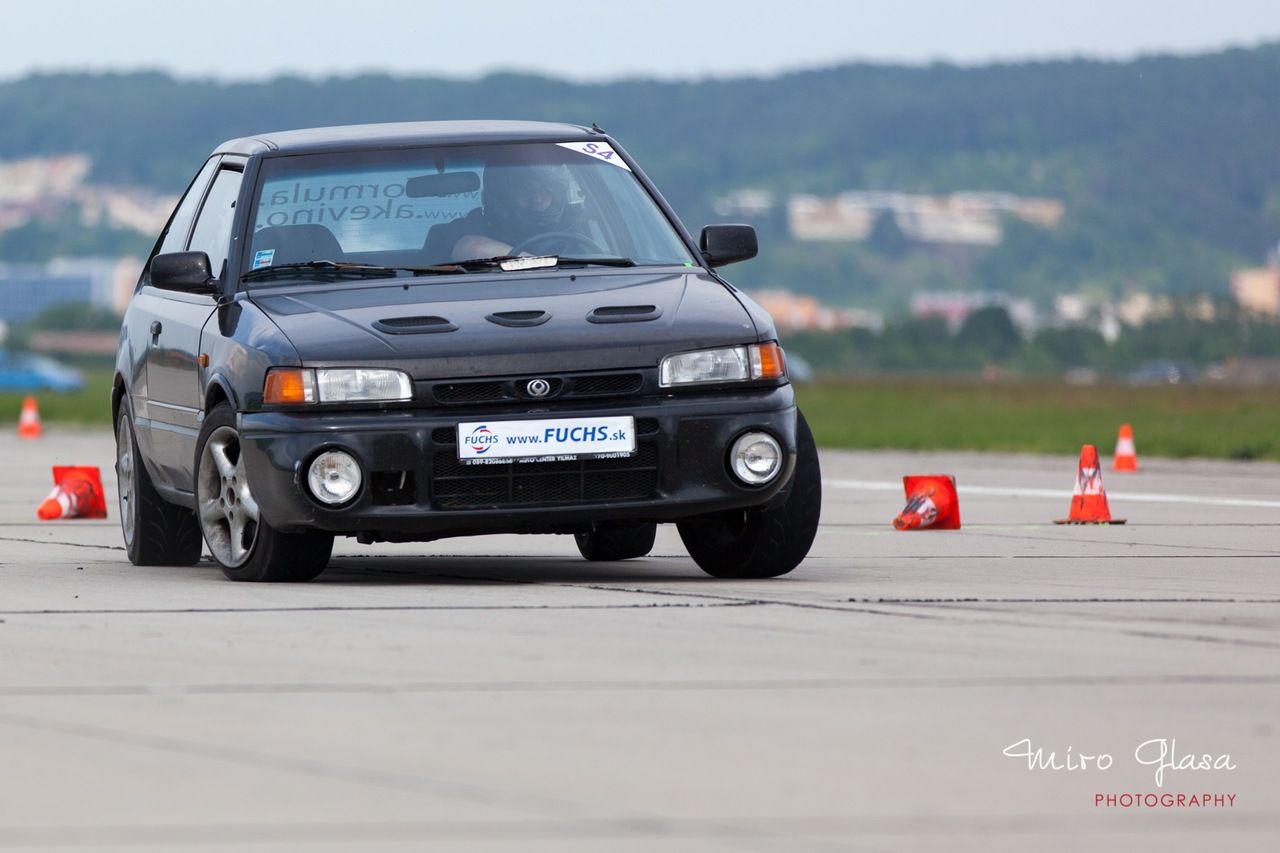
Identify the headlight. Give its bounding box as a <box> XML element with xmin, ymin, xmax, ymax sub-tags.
<box><xmin>659</xmin><ymin>342</ymin><xmax>786</xmax><ymax>387</ymax></box>
<box><xmin>315</xmin><ymin>368</ymin><xmax>412</xmax><ymax>402</ymax></box>
<box><xmin>264</xmin><ymin>367</ymin><xmax>412</xmax><ymax>404</ymax></box>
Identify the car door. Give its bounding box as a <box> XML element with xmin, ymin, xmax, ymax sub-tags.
<box><xmin>144</xmin><ymin>163</ymin><xmax>244</xmax><ymax>493</ymax></box>
<box><xmin>129</xmin><ymin>156</ymin><xmax>219</xmax><ymax>490</ymax></box>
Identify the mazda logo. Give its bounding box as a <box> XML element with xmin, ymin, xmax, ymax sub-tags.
<box><xmin>526</xmin><ymin>379</ymin><xmax>552</xmax><ymax>397</ymax></box>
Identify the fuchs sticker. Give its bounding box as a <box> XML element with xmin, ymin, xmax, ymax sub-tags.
<box><xmin>457</xmin><ymin>416</ymin><xmax>635</xmax><ymax>462</ymax></box>
<box><xmin>556</xmin><ymin>141</ymin><xmax>632</xmax><ymax>171</ymax></box>
<box><xmin>252</xmin><ymin>249</ymin><xmax>276</xmax><ymax>269</ymax></box>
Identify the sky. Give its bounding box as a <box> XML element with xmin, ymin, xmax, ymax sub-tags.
<box><xmin>2</xmin><ymin>0</ymin><xmax>1277</xmax><ymax>82</ymax></box>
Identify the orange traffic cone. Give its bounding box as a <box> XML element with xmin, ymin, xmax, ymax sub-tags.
<box><xmin>18</xmin><ymin>396</ymin><xmax>42</xmax><ymax>439</ymax></box>
<box><xmin>1055</xmin><ymin>445</ymin><xmax>1125</xmax><ymax>525</ymax></box>
<box><xmin>1113</xmin><ymin>423</ymin><xmax>1138</xmax><ymax>471</ymax></box>
<box><xmin>37</xmin><ymin>466</ymin><xmax>107</xmax><ymax>521</ymax></box>
<box><xmin>893</xmin><ymin>475</ymin><xmax>961</xmax><ymax>530</ymax></box>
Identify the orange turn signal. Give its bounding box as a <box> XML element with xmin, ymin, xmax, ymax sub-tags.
<box><xmin>263</xmin><ymin>368</ymin><xmax>314</xmax><ymax>404</ymax></box>
<box><xmin>751</xmin><ymin>342</ymin><xmax>786</xmax><ymax>380</ymax></box>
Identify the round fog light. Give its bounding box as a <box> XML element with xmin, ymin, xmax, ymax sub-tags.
<box><xmin>730</xmin><ymin>432</ymin><xmax>782</xmax><ymax>485</ymax></box>
<box><xmin>307</xmin><ymin>450</ymin><xmax>362</xmax><ymax>506</ymax></box>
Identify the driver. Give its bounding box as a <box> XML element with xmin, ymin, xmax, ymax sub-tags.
<box><xmin>436</xmin><ymin>148</ymin><xmax>582</xmax><ymax>262</ymax></box>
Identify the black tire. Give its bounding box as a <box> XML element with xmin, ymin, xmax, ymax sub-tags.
<box><xmin>116</xmin><ymin>401</ymin><xmax>203</xmax><ymax>566</ymax></box>
<box><xmin>195</xmin><ymin>404</ymin><xmax>333</xmax><ymax>582</ymax></box>
<box><xmin>575</xmin><ymin>522</ymin><xmax>657</xmax><ymax>561</ymax></box>
<box><xmin>677</xmin><ymin>410</ymin><xmax>822</xmax><ymax>579</ymax></box>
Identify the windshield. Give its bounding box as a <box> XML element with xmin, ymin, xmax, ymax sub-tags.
<box><xmin>243</xmin><ymin>141</ymin><xmax>696</xmax><ymax>282</ymax></box>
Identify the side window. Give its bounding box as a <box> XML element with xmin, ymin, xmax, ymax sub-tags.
<box><xmin>157</xmin><ymin>158</ymin><xmax>220</xmax><ymax>256</ymax></box>
<box><xmin>188</xmin><ymin>168</ymin><xmax>244</xmax><ymax>277</ymax></box>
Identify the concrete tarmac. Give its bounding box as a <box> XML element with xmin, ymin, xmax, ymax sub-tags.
<box><xmin>0</xmin><ymin>429</ymin><xmax>1277</xmax><ymax>851</ymax></box>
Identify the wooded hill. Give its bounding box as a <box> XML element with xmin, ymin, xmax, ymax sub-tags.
<box><xmin>2</xmin><ymin>44</ymin><xmax>1277</xmax><ymax>308</ymax></box>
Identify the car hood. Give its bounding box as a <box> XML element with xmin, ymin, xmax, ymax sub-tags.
<box><xmin>250</xmin><ymin>269</ymin><xmax>759</xmax><ymax>378</ymax></box>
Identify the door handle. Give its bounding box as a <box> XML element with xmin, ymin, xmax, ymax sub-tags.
<box><xmin>150</xmin><ymin>321</ymin><xmax>162</xmax><ymax>336</ymax></box>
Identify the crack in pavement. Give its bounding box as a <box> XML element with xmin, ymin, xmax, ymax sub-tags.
<box><xmin>857</xmin><ymin>597</ymin><xmax>1280</xmax><ymax>603</ymax></box>
<box><xmin>0</xmin><ymin>600</ymin><xmax>758</xmax><ymax>616</ymax></box>
<box><xmin>9</xmin><ymin>563</ymin><xmax>1270</xmax><ymax>644</ymax></box>
<box><xmin>0</xmin><ymin>535</ymin><xmax>124</xmax><ymax>551</ymax></box>
<box><xmin>437</xmin><ymin>574</ymin><xmax>951</xmax><ymax>621</ymax></box>
<box><xmin>0</xmin><ymin>712</ymin><xmax>804</xmax><ymax>852</ymax></box>
<box><xmin>410</xmin><ymin>571</ymin><xmax>1280</xmax><ymax>637</ymax></box>
<box><xmin>831</xmin><ymin>554</ymin><xmax>1280</xmax><ymax>559</ymax></box>
<box><xmin>823</xmin><ymin>522</ymin><xmax>1280</xmax><ymax>529</ymax></box>
<box><xmin>955</xmin><ymin>529</ymin><xmax>1280</xmax><ymax>556</ymax></box>
<box><xmin>851</xmin><ymin>606</ymin><xmax>1280</xmax><ymax>650</ymax></box>
<box><xmin>0</xmin><ymin>711</ymin><xmax>624</xmax><ymax>825</ymax></box>
<box><xmin>467</xmin><ymin>573</ymin><xmax>1280</xmax><ymax>645</ymax></box>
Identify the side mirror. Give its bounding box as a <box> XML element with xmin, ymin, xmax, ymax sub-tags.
<box><xmin>151</xmin><ymin>252</ymin><xmax>217</xmax><ymax>294</ymax></box>
<box><xmin>699</xmin><ymin>224</ymin><xmax>758</xmax><ymax>268</ymax></box>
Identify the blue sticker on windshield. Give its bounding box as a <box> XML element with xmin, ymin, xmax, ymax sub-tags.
<box><xmin>252</xmin><ymin>249</ymin><xmax>275</xmax><ymax>269</ymax></box>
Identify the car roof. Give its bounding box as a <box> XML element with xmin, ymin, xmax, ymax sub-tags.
<box><xmin>214</xmin><ymin>120</ymin><xmax>600</xmax><ymax>157</ymax></box>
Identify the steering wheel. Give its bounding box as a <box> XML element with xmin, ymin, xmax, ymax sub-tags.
<box><xmin>509</xmin><ymin>231</ymin><xmax>605</xmax><ymax>257</ymax></box>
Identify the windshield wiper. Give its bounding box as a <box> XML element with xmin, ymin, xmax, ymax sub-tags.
<box><xmin>553</xmin><ymin>256</ymin><xmax>636</xmax><ymax>268</ymax></box>
<box><xmin>243</xmin><ymin>260</ymin><xmax>472</xmax><ymax>282</ymax></box>
<box><xmin>244</xmin><ymin>255</ymin><xmax>638</xmax><ymax>283</ymax></box>
<box><xmin>449</xmin><ymin>255</ymin><xmax>520</xmax><ymax>270</ymax></box>
<box><xmin>450</xmin><ymin>255</ymin><xmax>637</xmax><ymax>272</ymax></box>
<box><xmin>242</xmin><ymin>260</ymin><xmax>400</xmax><ymax>282</ymax></box>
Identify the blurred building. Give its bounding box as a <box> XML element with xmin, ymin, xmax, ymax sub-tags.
<box><xmin>78</xmin><ymin>188</ymin><xmax>177</xmax><ymax>234</ymax></box>
<box><xmin>911</xmin><ymin>291</ymin><xmax>1037</xmax><ymax>335</ymax></box>
<box><xmin>712</xmin><ymin>189</ymin><xmax>775</xmax><ymax>219</ymax></box>
<box><xmin>1052</xmin><ymin>293</ymin><xmax>1120</xmax><ymax>342</ymax></box>
<box><xmin>786</xmin><ymin>190</ymin><xmax>1063</xmax><ymax>246</ymax></box>
<box><xmin>1230</xmin><ymin>267</ymin><xmax>1280</xmax><ymax>317</ymax></box>
<box><xmin>0</xmin><ymin>155</ymin><xmax>91</xmax><ymax>204</ymax></box>
<box><xmin>0</xmin><ymin>154</ymin><xmax>176</xmax><ymax>237</ymax></box>
<box><xmin>1054</xmin><ymin>290</ymin><xmax>1228</xmax><ymax>344</ymax></box>
<box><xmin>0</xmin><ymin>257</ymin><xmax>139</xmax><ymax>322</ymax></box>
<box><xmin>746</xmin><ymin>289</ymin><xmax>883</xmax><ymax>332</ymax></box>
<box><xmin>1211</xmin><ymin>358</ymin><xmax>1280</xmax><ymax>385</ymax></box>
<box><xmin>27</xmin><ymin>330</ymin><xmax>118</xmax><ymax>356</ymax></box>
<box><xmin>786</xmin><ymin>195</ymin><xmax>875</xmax><ymax>241</ymax></box>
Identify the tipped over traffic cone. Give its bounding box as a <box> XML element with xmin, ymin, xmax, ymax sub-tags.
<box><xmin>1054</xmin><ymin>445</ymin><xmax>1125</xmax><ymax>525</ymax></box>
<box><xmin>18</xmin><ymin>396</ymin><xmax>42</xmax><ymax>439</ymax></box>
<box><xmin>37</xmin><ymin>466</ymin><xmax>107</xmax><ymax>521</ymax></box>
<box><xmin>1113</xmin><ymin>423</ymin><xmax>1138</xmax><ymax>471</ymax></box>
<box><xmin>893</xmin><ymin>475</ymin><xmax>961</xmax><ymax>530</ymax></box>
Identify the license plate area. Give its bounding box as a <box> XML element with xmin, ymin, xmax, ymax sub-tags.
<box><xmin>456</xmin><ymin>416</ymin><xmax>636</xmax><ymax>464</ymax></box>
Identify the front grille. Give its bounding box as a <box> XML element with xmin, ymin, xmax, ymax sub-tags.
<box><xmin>572</xmin><ymin>373</ymin><xmax>643</xmax><ymax>397</ymax></box>
<box><xmin>428</xmin><ymin>372</ymin><xmax>645</xmax><ymax>406</ymax></box>
<box><xmin>434</xmin><ymin>381</ymin><xmax>505</xmax><ymax>404</ymax></box>
<box><xmin>431</xmin><ymin>442</ymin><xmax>659</xmax><ymax>509</ymax></box>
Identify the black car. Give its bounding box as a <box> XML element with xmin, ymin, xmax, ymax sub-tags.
<box><xmin>113</xmin><ymin>121</ymin><xmax>821</xmax><ymax>582</ymax></box>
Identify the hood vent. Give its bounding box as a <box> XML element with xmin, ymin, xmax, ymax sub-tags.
<box><xmin>486</xmin><ymin>310</ymin><xmax>551</xmax><ymax>328</ymax></box>
<box><xmin>587</xmin><ymin>304</ymin><xmax>662</xmax><ymax>324</ymax></box>
<box><xmin>373</xmin><ymin>315</ymin><xmax>457</xmax><ymax>335</ymax></box>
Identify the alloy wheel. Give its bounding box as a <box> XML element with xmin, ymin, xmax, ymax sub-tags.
<box><xmin>115</xmin><ymin>413</ymin><xmax>136</xmax><ymax>547</ymax></box>
<box><xmin>197</xmin><ymin>426</ymin><xmax>260</xmax><ymax>567</ymax></box>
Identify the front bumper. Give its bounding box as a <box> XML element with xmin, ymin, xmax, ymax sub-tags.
<box><xmin>238</xmin><ymin>385</ymin><xmax>797</xmax><ymax>540</ymax></box>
